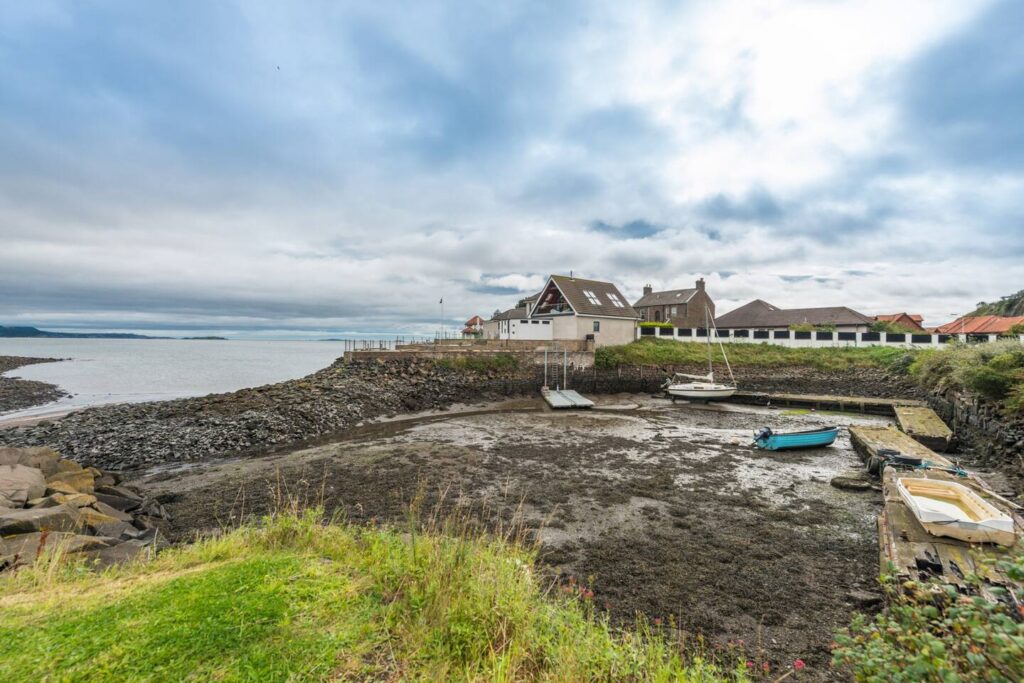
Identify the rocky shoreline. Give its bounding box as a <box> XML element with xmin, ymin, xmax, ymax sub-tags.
<box><xmin>0</xmin><ymin>356</ymin><xmax>68</xmax><ymax>413</ymax></box>
<box><xmin>0</xmin><ymin>354</ymin><xmax>919</xmax><ymax>473</ymax></box>
<box><xmin>1</xmin><ymin>446</ymin><xmax>169</xmax><ymax>571</ymax></box>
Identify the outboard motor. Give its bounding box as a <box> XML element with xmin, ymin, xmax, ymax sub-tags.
<box><xmin>754</xmin><ymin>427</ymin><xmax>773</xmax><ymax>442</ymax></box>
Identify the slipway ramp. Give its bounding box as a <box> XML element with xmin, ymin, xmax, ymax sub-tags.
<box><xmin>542</xmin><ymin>388</ymin><xmax>594</xmax><ymax>409</ymax></box>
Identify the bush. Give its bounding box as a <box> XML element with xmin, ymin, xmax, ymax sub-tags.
<box><xmin>638</xmin><ymin>321</ymin><xmax>674</xmax><ymax>328</ymax></box>
<box><xmin>1009</xmin><ymin>323</ymin><xmax>1024</xmax><ymax>335</ymax></box>
<box><xmin>962</xmin><ymin>365</ymin><xmax>1015</xmax><ymax>400</ymax></box>
<box><xmin>909</xmin><ymin>340</ymin><xmax>1024</xmax><ymax>413</ymax></box>
<box><xmin>833</xmin><ymin>547</ymin><xmax>1024</xmax><ymax>682</ymax></box>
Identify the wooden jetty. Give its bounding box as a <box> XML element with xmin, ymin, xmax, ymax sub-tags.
<box><xmin>727</xmin><ymin>391</ymin><xmax>923</xmax><ymax>415</ymax></box>
<box><xmin>849</xmin><ymin>425</ymin><xmax>1022</xmax><ymax>594</ymax></box>
<box><xmin>541</xmin><ymin>388</ymin><xmax>594</xmax><ymax>410</ymax></box>
<box><xmin>893</xmin><ymin>405</ymin><xmax>953</xmax><ymax>452</ymax></box>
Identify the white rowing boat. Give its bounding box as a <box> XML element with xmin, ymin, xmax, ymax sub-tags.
<box><xmin>896</xmin><ymin>477</ymin><xmax>1017</xmax><ymax>546</ymax></box>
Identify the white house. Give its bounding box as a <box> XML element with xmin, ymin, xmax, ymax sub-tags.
<box><xmin>485</xmin><ymin>274</ymin><xmax>639</xmax><ymax>347</ymax></box>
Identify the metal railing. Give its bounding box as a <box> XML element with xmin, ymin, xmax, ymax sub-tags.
<box><xmin>334</xmin><ymin>337</ymin><xmax>432</xmax><ymax>353</ymax></box>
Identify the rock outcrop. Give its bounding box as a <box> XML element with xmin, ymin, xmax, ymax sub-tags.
<box><xmin>0</xmin><ymin>447</ymin><xmax>169</xmax><ymax>571</ymax></box>
<box><xmin>0</xmin><ymin>356</ymin><xmax>68</xmax><ymax>413</ymax></box>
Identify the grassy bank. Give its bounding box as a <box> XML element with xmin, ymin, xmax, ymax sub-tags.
<box><xmin>910</xmin><ymin>340</ymin><xmax>1024</xmax><ymax>414</ymax></box>
<box><xmin>595</xmin><ymin>339</ymin><xmax>910</xmax><ymax>372</ymax></box>
<box><xmin>0</xmin><ymin>511</ymin><xmax>743</xmax><ymax>682</ymax></box>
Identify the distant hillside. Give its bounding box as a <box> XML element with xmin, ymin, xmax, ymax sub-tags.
<box><xmin>0</xmin><ymin>325</ymin><xmax>163</xmax><ymax>339</ymax></box>
<box><xmin>972</xmin><ymin>290</ymin><xmax>1024</xmax><ymax>317</ymax></box>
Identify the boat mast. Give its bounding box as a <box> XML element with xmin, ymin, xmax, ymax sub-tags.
<box><xmin>705</xmin><ymin>305</ymin><xmax>713</xmax><ymax>381</ymax></box>
<box><xmin>707</xmin><ymin>307</ymin><xmax>735</xmax><ymax>386</ymax></box>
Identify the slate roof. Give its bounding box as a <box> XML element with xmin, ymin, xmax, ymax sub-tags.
<box><xmin>543</xmin><ymin>275</ymin><xmax>639</xmax><ymax>319</ymax></box>
<box><xmin>633</xmin><ymin>288</ymin><xmax>698</xmax><ymax>308</ymax></box>
<box><xmin>491</xmin><ymin>307</ymin><xmax>528</xmax><ymax>321</ymax></box>
<box><xmin>935</xmin><ymin>315</ymin><xmax>1024</xmax><ymax>334</ymax></box>
<box><xmin>715</xmin><ymin>299</ymin><xmax>873</xmax><ymax>328</ymax></box>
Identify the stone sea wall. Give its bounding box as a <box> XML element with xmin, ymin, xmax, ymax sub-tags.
<box><xmin>0</xmin><ymin>355</ymin><xmax>912</xmax><ymax>472</ymax></box>
<box><xmin>928</xmin><ymin>390</ymin><xmax>1024</xmax><ymax>475</ymax></box>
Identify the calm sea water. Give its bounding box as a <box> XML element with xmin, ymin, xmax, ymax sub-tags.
<box><xmin>0</xmin><ymin>339</ymin><xmax>349</xmax><ymax>422</ymax></box>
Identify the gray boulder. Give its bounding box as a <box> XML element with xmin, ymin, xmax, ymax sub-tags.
<box><xmin>0</xmin><ymin>464</ymin><xmax>47</xmax><ymax>507</ymax></box>
<box><xmin>93</xmin><ymin>491</ymin><xmax>142</xmax><ymax>512</ymax></box>
<box><xmin>0</xmin><ymin>447</ymin><xmax>61</xmax><ymax>476</ymax></box>
<box><xmin>0</xmin><ymin>504</ymin><xmax>82</xmax><ymax>535</ymax></box>
<box><xmin>80</xmin><ymin>539</ymin><xmax>151</xmax><ymax>568</ymax></box>
<box><xmin>1</xmin><ymin>532</ymin><xmax>116</xmax><ymax>569</ymax></box>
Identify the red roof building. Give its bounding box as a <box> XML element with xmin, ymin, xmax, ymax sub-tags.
<box><xmin>873</xmin><ymin>313</ymin><xmax>925</xmax><ymax>331</ymax></box>
<box><xmin>935</xmin><ymin>315</ymin><xmax>1024</xmax><ymax>335</ymax></box>
<box><xmin>462</xmin><ymin>315</ymin><xmax>485</xmax><ymax>338</ymax></box>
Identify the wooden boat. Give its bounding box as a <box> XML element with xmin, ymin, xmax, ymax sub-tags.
<box><xmin>896</xmin><ymin>477</ymin><xmax>1017</xmax><ymax>546</ymax></box>
<box><xmin>753</xmin><ymin>426</ymin><xmax>838</xmax><ymax>451</ymax></box>
<box><xmin>663</xmin><ymin>306</ymin><xmax>736</xmax><ymax>400</ymax></box>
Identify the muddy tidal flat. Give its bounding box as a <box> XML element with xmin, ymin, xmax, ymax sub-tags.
<box><xmin>133</xmin><ymin>395</ymin><xmax>889</xmax><ymax>677</ymax></box>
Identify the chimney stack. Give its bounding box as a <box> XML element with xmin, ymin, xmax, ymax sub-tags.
<box><xmin>643</xmin><ymin>284</ymin><xmax>653</xmax><ymax>296</ymax></box>
<box><xmin>696</xmin><ymin>278</ymin><xmax>705</xmax><ymax>291</ymax></box>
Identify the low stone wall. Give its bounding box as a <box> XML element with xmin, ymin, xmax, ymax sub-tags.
<box><xmin>927</xmin><ymin>390</ymin><xmax>1024</xmax><ymax>475</ymax></box>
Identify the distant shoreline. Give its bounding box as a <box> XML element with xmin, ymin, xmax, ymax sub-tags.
<box><xmin>0</xmin><ymin>356</ymin><xmax>69</xmax><ymax>413</ymax></box>
<box><xmin>1</xmin><ymin>325</ymin><xmax>226</xmax><ymax>340</ymax></box>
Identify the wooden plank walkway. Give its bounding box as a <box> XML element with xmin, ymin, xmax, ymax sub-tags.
<box><xmin>848</xmin><ymin>425</ymin><xmax>952</xmax><ymax>467</ymax></box>
<box><xmin>850</xmin><ymin>425</ymin><xmax>1022</xmax><ymax>593</ymax></box>
<box><xmin>727</xmin><ymin>391</ymin><xmax>924</xmax><ymax>415</ymax></box>
<box><xmin>894</xmin><ymin>405</ymin><xmax>953</xmax><ymax>452</ymax></box>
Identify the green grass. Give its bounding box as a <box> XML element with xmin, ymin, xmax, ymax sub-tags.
<box><xmin>0</xmin><ymin>511</ymin><xmax>744</xmax><ymax>682</ymax></box>
<box><xmin>595</xmin><ymin>339</ymin><xmax>912</xmax><ymax>372</ymax></box>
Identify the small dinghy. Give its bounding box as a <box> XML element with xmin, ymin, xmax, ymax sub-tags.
<box><xmin>753</xmin><ymin>426</ymin><xmax>838</xmax><ymax>451</ymax></box>
<box><xmin>896</xmin><ymin>477</ymin><xmax>1016</xmax><ymax>546</ymax></box>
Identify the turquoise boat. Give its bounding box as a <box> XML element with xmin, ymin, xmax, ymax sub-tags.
<box><xmin>753</xmin><ymin>426</ymin><xmax>839</xmax><ymax>451</ymax></box>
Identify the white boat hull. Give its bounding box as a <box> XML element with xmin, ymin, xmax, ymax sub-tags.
<box><xmin>666</xmin><ymin>383</ymin><xmax>737</xmax><ymax>400</ymax></box>
<box><xmin>896</xmin><ymin>477</ymin><xmax>1017</xmax><ymax>546</ymax></box>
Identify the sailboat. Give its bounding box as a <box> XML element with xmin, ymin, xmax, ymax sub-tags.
<box><xmin>662</xmin><ymin>305</ymin><xmax>737</xmax><ymax>400</ymax></box>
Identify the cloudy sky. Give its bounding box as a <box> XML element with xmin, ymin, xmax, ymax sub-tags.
<box><xmin>1</xmin><ymin>1</ymin><xmax>1021</xmax><ymax>337</ymax></box>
